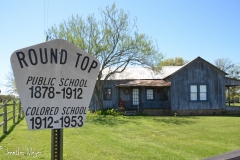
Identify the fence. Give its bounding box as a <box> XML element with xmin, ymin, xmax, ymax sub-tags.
<box><xmin>0</xmin><ymin>100</ymin><xmax>23</xmax><ymax>133</ymax></box>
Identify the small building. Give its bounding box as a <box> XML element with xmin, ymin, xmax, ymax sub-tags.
<box><xmin>90</xmin><ymin>57</ymin><xmax>240</xmax><ymax>115</ymax></box>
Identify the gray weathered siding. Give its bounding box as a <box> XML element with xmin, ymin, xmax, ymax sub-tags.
<box><xmin>118</xmin><ymin>86</ymin><xmax>170</xmax><ymax>109</ymax></box>
<box><xmin>168</xmin><ymin>59</ymin><xmax>226</xmax><ymax>110</ymax></box>
<box><xmin>90</xmin><ymin>80</ymin><xmax>132</xmax><ymax>110</ymax></box>
<box><xmin>89</xmin><ymin>80</ymin><xmax>170</xmax><ymax>110</ymax></box>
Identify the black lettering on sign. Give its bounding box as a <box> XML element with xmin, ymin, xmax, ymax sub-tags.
<box><xmin>75</xmin><ymin>53</ymin><xmax>98</xmax><ymax>73</ymax></box>
<box><xmin>81</xmin><ymin>56</ymin><xmax>89</xmax><ymax>70</ymax></box>
<box><xmin>60</xmin><ymin>49</ymin><xmax>67</xmax><ymax>64</ymax></box>
<box><xmin>61</xmin><ymin>107</ymin><xmax>87</xmax><ymax>115</ymax></box>
<box><xmin>58</xmin><ymin>78</ymin><xmax>87</xmax><ymax>87</ymax></box>
<box><xmin>59</xmin><ymin>115</ymin><xmax>83</xmax><ymax>128</ymax></box>
<box><xmin>75</xmin><ymin>53</ymin><xmax>82</xmax><ymax>67</ymax></box>
<box><xmin>25</xmin><ymin>107</ymin><xmax>59</xmax><ymax>116</ymax></box>
<box><xmin>61</xmin><ymin>87</ymin><xmax>83</xmax><ymax>99</ymax></box>
<box><xmin>29</xmin><ymin>116</ymin><xmax>54</xmax><ymax>129</ymax></box>
<box><xmin>16</xmin><ymin>52</ymin><xmax>28</xmax><ymax>68</ymax></box>
<box><xmin>51</xmin><ymin>48</ymin><xmax>57</xmax><ymax>63</ymax></box>
<box><xmin>14</xmin><ymin>48</ymin><xmax>68</xmax><ymax>68</ymax></box>
<box><xmin>26</xmin><ymin>76</ymin><xmax>56</xmax><ymax>86</ymax></box>
<box><xmin>39</xmin><ymin>48</ymin><xmax>48</xmax><ymax>64</ymax></box>
<box><xmin>88</xmin><ymin>60</ymin><xmax>98</xmax><ymax>73</ymax></box>
<box><xmin>29</xmin><ymin>86</ymin><xmax>55</xmax><ymax>99</ymax></box>
<box><xmin>28</xmin><ymin>49</ymin><xmax>38</xmax><ymax>65</ymax></box>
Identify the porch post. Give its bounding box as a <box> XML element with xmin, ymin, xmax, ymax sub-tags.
<box><xmin>117</xmin><ymin>86</ymin><xmax>119</xmax><ymax>108</ymax></box>
<box><xmin>228</xmin><ymin>86</ymin><xmax>230</xmax><ymax>106</ymax></box>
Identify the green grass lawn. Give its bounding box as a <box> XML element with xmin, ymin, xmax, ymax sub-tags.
<box><xmin>0</xmin><ymin>114</ymin><xmax>240</xmax><ymax>160</ymax></box>
<box><xmin>226</xmin><ymin>102</ymin><xmax>240</xmax><ymax>107</ymax></box>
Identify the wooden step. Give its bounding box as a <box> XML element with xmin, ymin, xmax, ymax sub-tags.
<box><xmin>125</xmin><ymin>111</ymin><xmax>136</xmax><ymax>116</ymax></box>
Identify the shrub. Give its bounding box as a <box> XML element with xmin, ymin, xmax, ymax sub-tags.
<box><xmin>95</xmin><ymin>108</ymin><xmax>124</xmax><ymax>116</ymax></box>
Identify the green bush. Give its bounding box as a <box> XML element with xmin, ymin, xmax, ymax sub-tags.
<box><xmin>95</xmin><ymin>108</ymin><xmax>124</xmax><ymax>116</ymax></box>
<box><xmin>0</xmin><ymin>94</ymin><xmax>16</xmax><ymax>102</ymax></box>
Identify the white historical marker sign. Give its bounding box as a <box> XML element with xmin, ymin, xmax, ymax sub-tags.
<box><xmin>10</xmin><ymin>39</ymin><xmax>100</xmax><ymax>130</ymax></box>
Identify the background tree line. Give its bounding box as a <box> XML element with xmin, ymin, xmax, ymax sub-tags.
<box><xmin>214</xmin><ymin>58</ymin><xmax>240</xmax><ymax>104</ymax></box>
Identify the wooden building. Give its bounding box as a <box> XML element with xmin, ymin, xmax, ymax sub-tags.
<box><xmin>89</xmin><ymin>57</ymin><xmax>240</xmax><ymax>113</ymax></box>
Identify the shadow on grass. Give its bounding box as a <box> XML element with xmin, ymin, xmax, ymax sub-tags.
<box><xmin>87</xmin><ymin>114</ymin><xmax>199</xmax><ymax>126</ymax></box>
<box><xmin>152</xmin><ymin>116</ymin><xmax>197</xmax><ymax>125</ymax></box>
<box><xmin>0</xmin><ymin>116</ymin><xmax>25</xmax><ymax>142</ymax></box>
<box><xmin>87</xmin><ymin>115</ymin><xmax>142</xmax><ymax>126</ymax></box>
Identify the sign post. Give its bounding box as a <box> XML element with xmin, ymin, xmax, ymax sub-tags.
<box><xmin>10</xmin><ymin>39</ymin><xmax>100</xmax><ymax>159</ymax></box>
<box><xmin>51</xmin><ymin>129</ymin><xmax>63</xmax><ymax>160</ymax></box>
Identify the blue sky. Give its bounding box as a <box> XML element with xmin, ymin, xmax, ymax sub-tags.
<box><xmin>0</xmin><ymin>0</ymin><xmax>240</xmax><ymax>94</ymax></box>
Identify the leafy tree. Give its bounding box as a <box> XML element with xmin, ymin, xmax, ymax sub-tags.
<box><xmin>0</xmin><ymin>94</ymin><xmax>16</xmax><ymax>103</ymax></box>
<box><xmin>160</xmin><ymin>57</ymin><xmax>188</xmax><ymax>66</ymax></box>
<box><xmin>214</xmin><ymin>58</ymin><xmax>240</xmax><ymax>105</ymax></box>
<box><xmin>46</xmin><ymin>4</ymin><xmax>164</xmax><ymax>110</ymax></box>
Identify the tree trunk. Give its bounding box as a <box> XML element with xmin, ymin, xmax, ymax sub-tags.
<box><xmin>94</xmin><ymin>91</ymin><xmax>103</xmax><ymax>111</ymax></box>
<box><xmin>94</xmin><ymin>81</ymin><xmax>104</xmax><ymax>111</ymax></box>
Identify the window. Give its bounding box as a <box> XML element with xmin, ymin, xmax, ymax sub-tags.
<box><xmin>146</xmin><ymin>89</ymin><xmax>154</xmax><ymax>100</ymax></box>
<box><xmin>190</xmin><ymin>84</ymin><xmax>207</xmax><ymax>101</ymax></box>
<box><xmin>200</xmin><ymin>85</ymin><xmax>207</xmax><ymax>100</ymax></box>
<box><xmin>190</xmin><ymin>85</ymin><xmax>197</xmax><ymax>101</ymax></box>
<box><xmin>104</xmin><ymin>88</ymin><xmax>112</xmax><ymax>100</ymax></box>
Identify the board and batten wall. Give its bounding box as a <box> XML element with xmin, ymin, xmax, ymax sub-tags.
<box><xmin>89</xmin><ymin>80</ymin><xmax>132</xmax><ymax>110</ymax></box>
<box><xmin>168</xmin><ymin>59</ymin><xmax>226</xmax><ymax>110</ymax></box>
<box><xmin>89</xmin><ymin>80</ymin><xmax>171</xmax><ymax>110</ymax></box>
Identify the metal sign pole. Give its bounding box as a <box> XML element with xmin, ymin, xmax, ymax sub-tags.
<box><xmin>51</xmin><ymin>129</ymin><xmax>63</xmax><ymax>160</ymax></box>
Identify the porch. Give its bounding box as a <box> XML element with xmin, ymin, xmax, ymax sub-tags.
<box><xmin>225</xmin><ymin>77</ymin><xmax>240</xmax><ymax>107</ymax></box>
<box><xmin>119</xmin><ymin>99</ymin><xmax>170</xmax><ymax>110</ymax></box>
<box><xmin>116</xmin><ymin>79</ymin><xmax>171</xmax><ymax>110</ymax></box>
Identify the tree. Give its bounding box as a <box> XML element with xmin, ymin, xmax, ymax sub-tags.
<box><xmin>214</xmin><ymin>58</ymin><xmax>240</xmax><ymax>79</ymax></box>
<box><xmin>46</xmin><ymin>4</ymin><xmax>164</xmax><ymax>110</ymax></box>
<box><xmin>214</xmin><ymin>58</ymin><xmax>240</xmax><ymax>105</ymax></box>
<box><xmin>160</xmin><ymin>57</ymin><xmax>188</xmax><ymax>66</ymax></box>
<box><xmin>5</xmin><ymin>69</ymin><xmax>18</xmax><ymax>95</ymax></box>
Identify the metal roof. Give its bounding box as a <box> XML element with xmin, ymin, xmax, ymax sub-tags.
<box><xmin>116</xmin><ymin>79</ymin><xmax>171</xmax><ymax>87</ymax></box>
<box><xmin>163</xmin><ymin>56</ymin><xmax>228</xmax><ymax>79</ymax></box>
<box><xmin>101</xmin><ymin>66</ymin><xmax>182</xmax><ymax>80</ymax></box>
<box><xmin>101</xmin><ymin>56</ymin><xmax>228</xmax><ymax>80</ymax></box>
<box><xmin>225</xmin><ymin>77</ymin><xmax>240</xmax><ymax>87</ymax></box>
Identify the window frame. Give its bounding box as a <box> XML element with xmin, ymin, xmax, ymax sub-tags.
<box><xmin>199</xmin><ymin>84</ymin><xmax>207</xmax><ymax>101</ymax></box>
<box><xmin>146</xmin><ymin>88</ymin><xmax>154</xmax><ymax>101</ymax></box>
<box><xmin>103</xmin><ymin>88</ymin><xmax>112</xmax><ymax>100</ymax></box>
<box><xmin>190</xmin><ymin>84</ymin><xmax>208</xmax><ymax>102</ymax></box>
<box><xmin>190</xmin><ymin>85</ymin><xmax>198</xmax><ymax>101</ymax></box>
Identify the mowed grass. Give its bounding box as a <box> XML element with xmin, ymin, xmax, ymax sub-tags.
<box><xmin>0</xmin><ymin>114</ymin><xmax>240</xmax><ymax>160</ymax></box>
<box><xmin>226</xmin><ymin>102</ymin><xmax>240</xmax><ymax>107</ymax></box>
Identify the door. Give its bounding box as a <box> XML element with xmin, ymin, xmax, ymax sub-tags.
<box><xmin>132</xmin><ymin>88</ymin><xmax>139</xmax><ymax>107</ymax></box>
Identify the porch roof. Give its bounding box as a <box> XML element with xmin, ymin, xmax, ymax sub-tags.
<box><xmin>116</xmin><ymin>79</ymin><xmax>171</xmax><ymax>87</ymax></box>
<box><xmin>225</xmin><ymin>77</ymin><xmax>240</xmax><ymax>87</ymax></box>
